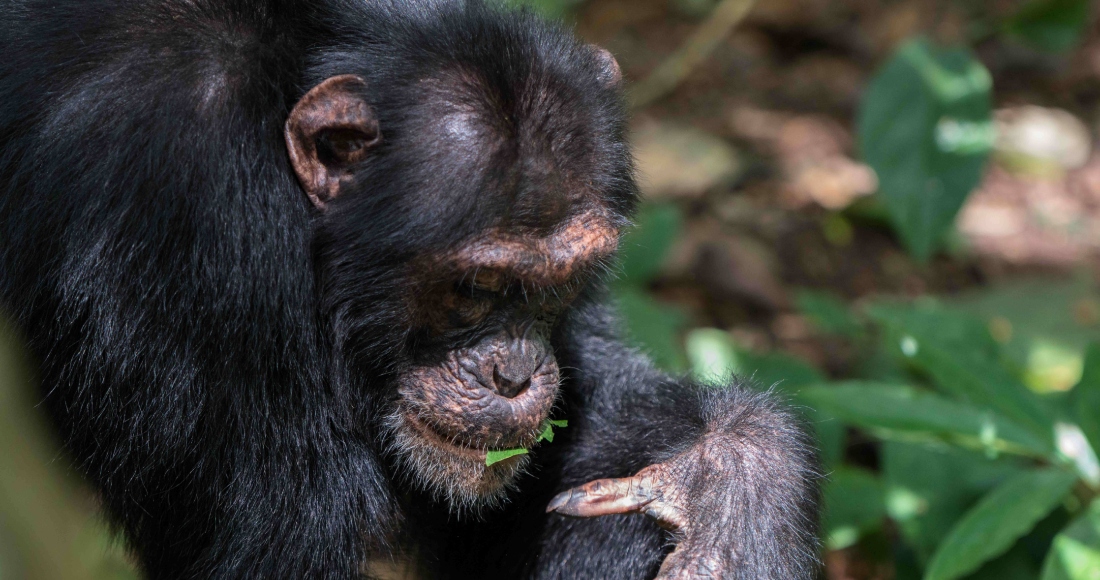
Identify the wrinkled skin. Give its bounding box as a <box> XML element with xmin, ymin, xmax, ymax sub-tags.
<box><xmin>549</xmin><ymin>436</ymin><xmax>750</xmax><ymax>579</ymax></box>
<box><xmin>386</xmin><ymin>326</ymin><xmax>562</xmax><ymax>508</ymax></box>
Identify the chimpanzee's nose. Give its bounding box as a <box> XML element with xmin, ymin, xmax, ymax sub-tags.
<box><xmin>465</xmin><ymin>327</ymin><xmax>550</xmax><ymax>399</ymax></box>
<box><xmin>492</xmin><ymin>364</ymin><xmax>532</xmax><ymax>399</ymax></box>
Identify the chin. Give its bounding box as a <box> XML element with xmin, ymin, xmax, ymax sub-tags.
<box><xmin>383</xmin><ymin>408</ymin><xmax>531</xmax><ymax>514</ymax></box>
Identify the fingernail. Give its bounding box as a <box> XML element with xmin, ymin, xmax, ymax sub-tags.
<box><xmin>546</xmin><ymin>490</ymin><xmax>571</xmax><ymax>513</ymax></box>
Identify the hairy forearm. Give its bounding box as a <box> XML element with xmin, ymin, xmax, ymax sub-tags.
<box><xmin>553</xmin><ymin>376</ymin><xmax>820</xmax><ymax>578</ymax></box>
<box><xmin>550</xmin><ymin>297</ymin><xmax>821</xmax><ymax>579</ymax></box>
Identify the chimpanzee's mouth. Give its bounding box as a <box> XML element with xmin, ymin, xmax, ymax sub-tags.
<box><xmin>385</xmin><ymin>404</ymin><xmax>539</xmax><ymax>511</ymax></box>
<box><xmin>401</xmin><ymin>408</ymin><xmax>544</xmax><ymax>464</ymax></box>
<box><xmin>402</xmin><ymin>410</ymin><xmax>489</xmax><ymax>460</ymax></box>
<box><xmin>385</xmin><ymin>345</ymin><xmax>560</xmax><ymax>508</ymax></box>
<box><xmin>393</xmin><ymin>348</ymin><xmax>560</xmax><ymax>463</ymax></box>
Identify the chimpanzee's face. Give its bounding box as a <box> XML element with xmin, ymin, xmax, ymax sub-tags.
<box><xmin>285</xmin><ymin>46</ymin><xmax>631</xmax><ymax>509</ymax></box>
<box><xmin>386</xmin><ymin>208</ymin><xmax>620</xmax><ymax>508</ymax></box>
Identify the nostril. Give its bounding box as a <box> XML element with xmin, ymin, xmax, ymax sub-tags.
<box><xmin>492</xmin><ymin>364</ymin><xmax>531</xmax><ymax>399</ymax></box>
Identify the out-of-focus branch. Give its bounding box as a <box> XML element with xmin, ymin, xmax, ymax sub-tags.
<box><xmin>629</xmin><ymin>0</ymin><xmax>758</xmax><ymax>110</ymax></box>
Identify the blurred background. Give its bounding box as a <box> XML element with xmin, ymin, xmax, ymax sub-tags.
<box><xmin>3</xmin><ymin>0</ymin><xmax>1100</xmax><ymax>578</ymax></box>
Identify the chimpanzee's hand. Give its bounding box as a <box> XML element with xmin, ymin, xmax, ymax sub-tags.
<box><xmin>546</xmin><ymin>435</ymin><xmax>744</xmax><ymax>579</ymax></box>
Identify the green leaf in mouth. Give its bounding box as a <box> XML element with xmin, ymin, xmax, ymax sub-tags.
<box><xmin>485</xmin><ymin>448</ymin><xmax>529</xmax><ymax>467</ymax></box>
<box><xmin>485</xmin><ymin>419</ymin><xmax>569</xmax><ymax>466</ymax></box>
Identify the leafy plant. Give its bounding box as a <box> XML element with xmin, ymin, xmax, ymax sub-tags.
<box><xmin>613</xmin><ymin>204</ymin><xmax>690</xmax><ymax>371</ymax></box>
<box><xmin>1005</xmin><ymin>0</ymin><xmax>1093</xmax><ymax>53</ymax></box>
<box><xmin>858</xmin><ymin>0</ymin><xmax>1093</xmax><ymax>262</ymax></box>
<box><xmin>858</xmin><ymin>39</ymin><xmax>994</xmax><ymax>262</ymax></box>
<box><xmin>1042</xmin><ymin>500</ymin><xmax>1100</xmax><ymax>579</ymax></box>
<box><xmin>501</xmin><ymin>0</ymin><xmax>586</xmax><ymax>18</ymax></box>
<box><xmin>924</xmin><ymin>469</ymin><xmax>1078</xmax><ymax>580</ymax></box>
<box><xmin>799</xmin><ymin>297</ymin><xmax>1100</xmax><ymax>580</ymax></box>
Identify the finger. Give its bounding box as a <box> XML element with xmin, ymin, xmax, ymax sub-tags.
<box><xmin>642</xmin><ymin>498</ymin><xmax>688</xmax><ymax>532</ymax></box>
<box><xmin>545</xmin><ymin>475</ymin><xmax>654</xmax><ymax>517</ymax></box>
<box><xmin>654</xmin><ymin>545</ymin><xmax>724</xmax><ymax>580</ymax></box>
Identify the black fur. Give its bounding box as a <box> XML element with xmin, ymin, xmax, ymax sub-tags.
<box><xmin>0</xmin><ymin>1</ymin><xmax>819</xmax><ymax>578</ymax></box>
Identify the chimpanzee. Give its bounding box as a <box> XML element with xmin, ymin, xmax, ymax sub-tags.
<box><xmin>0</xmin><ymin>0</ymin><xmax>819</xmax><ymax>578</ymax></box>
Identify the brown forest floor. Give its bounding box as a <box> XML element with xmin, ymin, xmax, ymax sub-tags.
<box><xmin>574</xmin><ymin>1</ymin><xmax>1100</xmax><ymax>577</ymax></box>
<box><xmin>577</xmin><ymin>0</ymin><xmax>1100</xmax><ymax>374</ymax></box>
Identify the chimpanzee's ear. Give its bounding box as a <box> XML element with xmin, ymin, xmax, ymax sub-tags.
<box><xmin>285</xmin><ymin>75</ymin><xmax>381</xmax><ymax>209</ymax></box>
<box><xmin>589</xmin><ymin>45</ymin><xmax>622</xmax><ymax>88</ymax></box>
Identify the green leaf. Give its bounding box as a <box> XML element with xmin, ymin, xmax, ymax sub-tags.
<box><xmin>797</xmin><ymin>290</ymin><xmax>863</xmax><ymax>338</ymax></box>
<box><xmin>856</xmin><ymin>342</ymin><xmax>914</xmax><ymax>384</ymax></box>
<box><xmin>925</xmin><ymin>468</ymin><xmax>1078</xmax><ymax>580</ymax></box>
<box><xmin>1042</xmin><ymin>500</ymin><xmax>1100</xmax><ymax>580</ymax></box>
<box><xmin>858</xmin><ymin>39</ymin><xmax>993</xmax><ymax>261</ymax></box>
<box><xmin>499</xmin><ymin>0</ymin><xmax>585</xmax><ymax>18</ymax></box>
<box><xmin>824</xmin><ymin>467</ymin><xmax>887</xmax><ymax>550</ymax></box>
<box><xmin>730</xmin><ymin>348</ymin><xmax>826</xmax><ymax>391</ymax></box>
<box><xmin>1006</xmin><ymin>0</ymin><xmax>1091</xmax><ymax>53</ymax></box>
<box><xmin>488</xmin><ymin>419</ymin><xmax>568</xmax><ymax>465</ymax></box>
<box><xmin>537</xmin><ymin>423</ymin><xmax>555</xmax><ymax>443</ymax></box>
<box><xmin>615</xmin><ymin>286</ymin><xmax>689</xmax><ymax>372</ymax></box>
<box><xmin>686</xmin><ymin>328</ymin><xmax>739</xmax><ymax>384</ymax></box>
<box><xmin>947</xmin><ymin>275</ymin><xmax>1100</xmax><ymax>366</ymax></box>
<box><xmin>617</xmin><ymin>204</ymin><xmax>683</xmax><ymax>284</ymax></box>
<box><xmin>1073</xmin><ymin>345</ymin><xmax>1100</xmax><ymax>460</ymax></box>
<box><xmin>485</xmin><ymin>448</ymin><xmax>529</xmax><ymax>466</ymax></box>
<box><xmin>870</xmin><ymin>303</ymin><xmax>1055</xmax><ymax>445</ymax></box>
<box><xmin>800</xmin><ymin>382</ymin><xmax>1051</xmax><ymax>457</ymax></box>
<box><xmin>883</xmin><ymin>442</ymin><xmax>1029</xmax><ymax>563</ymax></box>
<box><xmin>536</xmin><ymin>419</ymin><xmax>568</xmax><ymax>444</ymax></box>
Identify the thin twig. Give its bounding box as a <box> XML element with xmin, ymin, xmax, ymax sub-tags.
<box><xmin>629</xmin><ymin>0</ymin><xmax>758</xmax><ymax>110</ymax></box>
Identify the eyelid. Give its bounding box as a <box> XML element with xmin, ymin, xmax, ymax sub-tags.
<box><xmin>454</xmin><ymin>299</ymin><xmax>492</xmax><ymax>326</ymax></box>
<box><xmin>469</xmin><ymin>269</ymin><xmax>506</xmax><ymax>294</ymax></box>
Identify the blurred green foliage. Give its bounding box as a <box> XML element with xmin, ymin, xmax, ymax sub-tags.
<box><xmin>622</xmin><ymin>260</ymin><xmax>1100</xmax><ymax>578</ymax></box>
<box><xmin>616</xmin><ymin>223</ymin><xmax>1100</xmax><ymax>579</ymax></box>
<box><xmin>500</xmin><ymin>0</ymin><xmax>586</xmax><ymax>18</ymax></box>
<box><xmin>856</xmin><ymin>0</ymin><xmax>1092</xmax><ymax>261</ymax></box>
<box><xmin>858</xmin><ymin>40</ymin><xmax>994</xmax><ymax>262</ymax></box>
<box><xmin>1005</xmin><ymin>0</ymin><xmax>1093</xmax><ymax>53</ymax></box>
<box><xmin>614</xmin><ymin>204</ymin><xmax>691</xmax><ymax>372</ymax></box>
<box><xmin>0</xmin><ymin>320</ymin><xmax>138</xmax><ymax>580</ymax></box>
<box><xmin>617</xmin><ymin>0</ymin><xmax>1100</xmax><ymax>549</ymax></box>
<box><xmin>1044</xmin><ymin>500</ymin><xmax>1100</xmax><ymax>579</ymax></box>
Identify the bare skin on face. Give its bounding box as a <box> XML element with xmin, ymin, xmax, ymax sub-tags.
<box><xmin>387</xmin><ymin>327</ymin><xmax>559</xmax><ymax>510</ymax></box>
<box><xmin>399</xmin><ymin>331</ymin><xmax>559</xmax><ymax>448</ymax></box>
<box><xmin>284</xmin><ymin>68</ymin><xmax>625</xmax><ymax>513</ymax></box>
<box><xmin>448</xmin><ymin>211</ymin><xmax>620</xmax><ymax>289</ymax></box>
<box><xmin>410</xmin><ymin>211</ymin><xmax>619</xmax><ymax>335</ymax></box>
<box><xmin>388</xmin><ymin>216</ymin><xmax>617</xmax><ymax>510</ymax></box>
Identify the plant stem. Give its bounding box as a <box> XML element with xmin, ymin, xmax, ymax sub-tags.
<box><xmin>629</xmin><ymin>0</ymin><xmax>757</xmax><ymax>110</ymax></box>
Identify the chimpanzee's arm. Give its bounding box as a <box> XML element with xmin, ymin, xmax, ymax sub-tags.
<box><xmin>535</xmin><ymin>294</ymin><xmax>821</xmax><ymax>580</ymax></box>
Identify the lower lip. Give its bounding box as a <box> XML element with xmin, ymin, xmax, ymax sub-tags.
<box><xmin>403</xmin><ymin>410</ymin><xmax>489</xmax><ymax>461</ymax></box>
